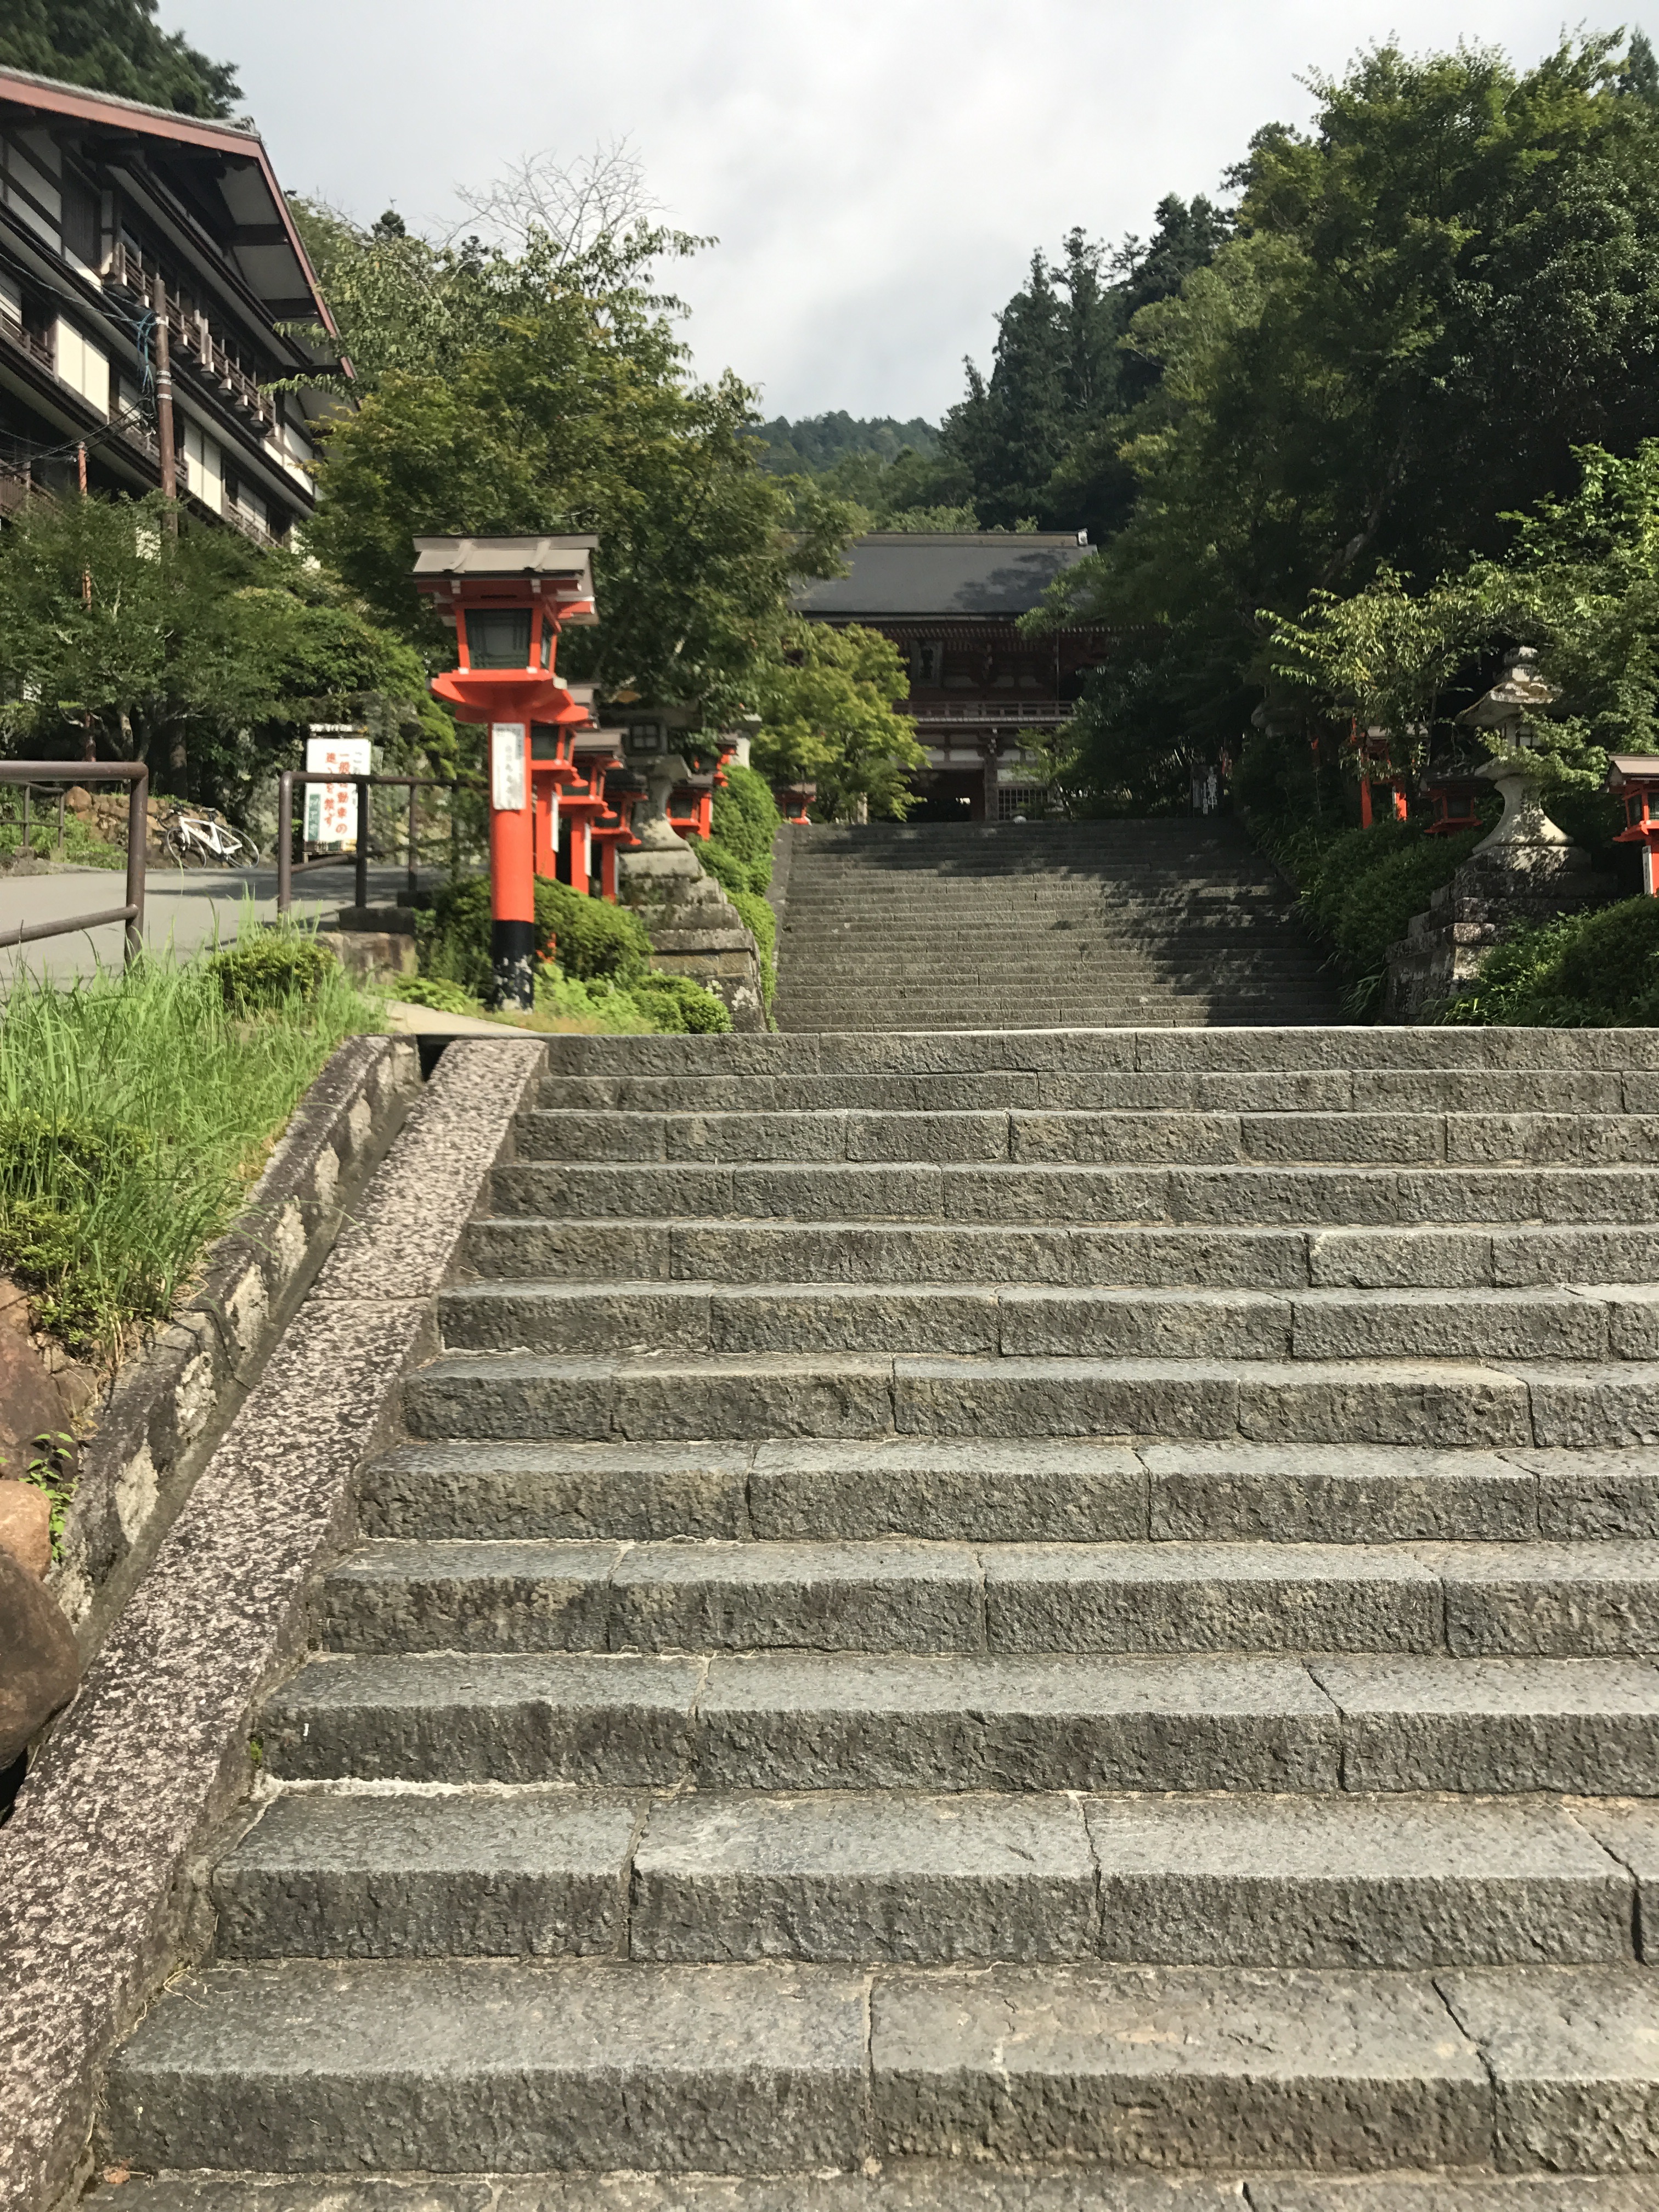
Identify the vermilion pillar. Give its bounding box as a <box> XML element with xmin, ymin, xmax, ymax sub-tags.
<box><xmin>489</xmin><ymin>720</ymin><xmax>536</xmax><ymax>997</ymax></box>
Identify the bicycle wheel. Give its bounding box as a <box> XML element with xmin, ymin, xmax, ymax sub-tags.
<box><xmin>162</xmin><ymin>826</ymin><xmax>195</xmax><ymax>867</ymax></box>
<box><xmin>235</xmin><ymin>834</ymin><xmax>261</xmax><ymax>867</ymax></box>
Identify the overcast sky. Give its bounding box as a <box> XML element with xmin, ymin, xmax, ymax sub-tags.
<box><xmin>182</xmin><ymin>0</ymin><xmax>1645</xmax><ymax>425</ymax></box>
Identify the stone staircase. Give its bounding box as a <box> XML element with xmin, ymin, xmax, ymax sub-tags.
<box><xmin>775</xmin><ymin>820</ymin><xmax>1342</xmax><ymax>1031</ymax></box>
<box><xmin>101</xmin><ymin>1026</ymin><xmax>1659</xmax><ymax>2207</ymax></box>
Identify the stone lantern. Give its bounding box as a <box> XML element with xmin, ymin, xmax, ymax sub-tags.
<box><xmin>1456</xmin><ymin>648</ymin><xmax>1570</xmax><ymax>857</ymax></box>
<box><xmin>1384</xmin><ymin>647</ymin><xmax>1594</xmax><ymax>1020</ymax></box>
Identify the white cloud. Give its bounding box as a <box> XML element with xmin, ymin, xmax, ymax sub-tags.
<box><xmin>185</xmin><ymin>0</ymin><xmax>1632</xmax><ymax>420</ymax></box>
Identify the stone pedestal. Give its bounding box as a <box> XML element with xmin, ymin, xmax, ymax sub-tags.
<box><xmin>1384</xmin><ymin>763</ymin><xmax>1597</xmax><ymax>1022</ymax></box>
<box><xmin>327</xmin><ymin>912</ymin><xmax>419</xmax><ymax>980</ymax></box>
<box><xmin>619</xmin><ymin>774</ymin><xmax>765</xmax><ymax>1030</ymax></box>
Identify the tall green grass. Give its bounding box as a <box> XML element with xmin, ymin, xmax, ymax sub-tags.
<box><xmin>0</xmin><ymin>936</ymin><xmax>381</xmax><ymax>1362</ymax></box>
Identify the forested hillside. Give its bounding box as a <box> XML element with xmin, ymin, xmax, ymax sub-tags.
<box><xmin>0</xmin><ymin>0</ymin><xmax>239</xmax><ymax>117</ymax></box>
<box><xmin>755</xmin><ymin>414</ymin><xmax>940</xmax><ymax>473</ymax></box>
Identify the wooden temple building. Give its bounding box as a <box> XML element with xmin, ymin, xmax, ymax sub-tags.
<box><xmin>793</xmin><ymin>532</ymin><xmax>1113</xmax><ymax>820</ymax></box>
<box><xmin>546</xmin><ymin>531</ymin><xmax>1113</xmax><ymax>895</ymax></box>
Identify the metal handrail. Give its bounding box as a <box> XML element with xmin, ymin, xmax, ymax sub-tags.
<box><xmin>0</xmin><ymin>763</ymin><xmax>148</xmax><ymax>967</ymax></box>
<box><xmin>275</xmin><ymin>770</ymin><xmax>482</xmax><ymax>915</ymax></box>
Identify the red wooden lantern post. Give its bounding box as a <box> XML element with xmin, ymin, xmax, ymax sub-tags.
<box><xmin>1354</xmin><ymin>725</ymin><xmax>1408</xmax><ymax>826</ymax></box>
<box><xmin>413</xmin><ymin>535</ymin><xmax>597</xmax><ymax>1007</ymax></box>
<box><xmin>1608</xmin><ymin>756</ymin><xmax>1659</xmax><ymax>894</ymax></box>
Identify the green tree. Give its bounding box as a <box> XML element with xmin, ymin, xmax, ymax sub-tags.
<box><xmin>0</xmin><ymin>0</ymin><xmax>239</xmax><ymax>117</ymax></box>
<box><xmin>754</xmin><ymin>414</ymin><xmax>942</xmax><ymax>472</ymax></box>
<box><xmin>302</xmin><ymin>231</ymin><xmax>857</xmax><ymax>724</ymax></box>
<box><xmin>749</xmin><ymin>622</ymin><xmax>925</xmax><ymax>821</ymax></box>
<box><xmin>942</xmin><ymin>200</ymin><xmax>1229</xmax><ymax>538</ymax></box>
<box><xmin>0</xmin><ymin>492</ymin><xmax>437</xmax><ymax>812</ymax></box>
<box><xmin>1265</xmin><ymin>566</ymin><xmax>1497</xmax><ymax>781</ymax></box>
<box><xmin>1028</xmin><ymin>33</ymin><xmax>1659</xmax><ymax>808</ymax></box>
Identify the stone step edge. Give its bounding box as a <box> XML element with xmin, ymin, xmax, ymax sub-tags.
<box><xmin>104</xmin><ymin>1955</ymin><xmax>1659</xmax><ymax>2178</ymax></box>
<box><xmin>435</xmin><ymin>1280</ymin><xmax>1659</xmax><ymax>1362</ymax></box>
<box><xmin>261</xmin><ymin>1647</ymin><xmax>1659</xmax><ymax>1802</ymax></box>
<box><xmin>85</xmin><ymin>2174</ymin><xmax>1659</xmax><ymax>2211</ymax></box>
<box><xmin>402</xmin><ymin>1351</ymin><xmax>1659</xmax><ymax>1452</ymax></box>
<box><xmin>356</xmin><ymin>1434</ymin><xmax>1648</xmax><ymax>1549</ymax></box>
<box><xmin>211</xmin><ymin>1782</ymin><xmax>1645</xmax><ymax>1970</ymax></box>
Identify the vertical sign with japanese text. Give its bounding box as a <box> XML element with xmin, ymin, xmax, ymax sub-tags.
<box><xmin>304</xmin><ymin>727</ymin><xmax>372</xmax><ymax>847</ymax></box>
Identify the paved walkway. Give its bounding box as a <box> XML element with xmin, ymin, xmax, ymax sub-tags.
<box><xmin>0</xmin><ymin>860</ymin><xmax>424</xmax><ymax>986</ymax></box>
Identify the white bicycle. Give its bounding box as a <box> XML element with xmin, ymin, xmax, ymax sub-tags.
<box><xmin>162</xmin><ymin>812</ymin><xmax>261</xmax><ymax>868</ymax></box>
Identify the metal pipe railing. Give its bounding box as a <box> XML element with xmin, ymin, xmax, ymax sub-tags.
<box><xmin>0</xmin><ymin>762</ymin><xmax>148</xmax><ymax>967</ymax></box>
<box><xmin>275</xmin><ymin>771</ymin><xmax>481</xmax><ymax>915</ymax></box>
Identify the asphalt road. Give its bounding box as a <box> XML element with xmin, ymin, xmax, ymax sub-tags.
<box><xmin>0</xmin><ymin>859</ymin><xmax>426</xmax><ymax>985</ymax></box>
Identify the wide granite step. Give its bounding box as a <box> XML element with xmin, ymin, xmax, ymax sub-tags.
<box><xmin>436</xmin><ymin>1281</ymin><xmax>1659</xmax><ymax>1364</ymax></box>
<box><xmin>259</xmin><ymin>1649</ymin><xmax>1659</xmax><ymax>1795</ymax></box>
<box><xmin>400</xmin><ymin>1348</ymin><xmax>1659</xmax><ymax>1449</ymax></box>
<box><xmin>355</xmin><ymin>1439</ymin><xmax>1658</xmax><ymax>1547</ymax></box>
<box><xmin>313</xmin><ymin>1536</ymin><xmax>1659</xmax><ymax>1658</ymax></box>
<box><xmin>534</xmin><ymin>1069</ymin><xmax>1640</xmax><ymax>1112</ymax></box>
<box><xmin>103</xmin><ymin>1956</ymin><xmax>1659</xmax><ymax>2174</ymax></box>
<box><xmin>210</xmin><ymin>1785</ymin><xmax>1642</xmax><ymax>1968</ymax></box>
<box><xmin>509</xmin><ymin>1107</ymin><xmax>1659</xmax><ymax>1169</ymax></box>
<box><xmin>487</xmin><ymin>1159</ymin><xmax>1659</xmax><ymax>1228</ymax></box>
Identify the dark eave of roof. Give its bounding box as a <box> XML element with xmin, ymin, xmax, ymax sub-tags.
<box><xmin>794</xmin><ymin>533</ymin><xmax>1094</xmax><ymax>620</ymax></box>
<box><xmin>0</xmin><ymin>64</ymin><xmax>336</xmax><ymax>338</ymax></box>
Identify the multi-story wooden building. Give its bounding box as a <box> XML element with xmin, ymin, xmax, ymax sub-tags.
<box><xmin>0</xmin><ymin>65</ymin><xmax>337</xmax><ymax>540</ymax></box>
<box><xmin>794</xmin><ymin>531</ymin><xmax>1113</xmax><ymax>819</ymax></box>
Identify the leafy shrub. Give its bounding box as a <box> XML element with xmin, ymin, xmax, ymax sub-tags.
<box><xmin>686</xmin><ymin>770</ymin><xmax>781</xmax><ymax>1016</ymax></box>
<box><xmin>697</xmin><ymin>837</ymin><xmax>751</xmax><ymax>899</ymax></box>
<box><xmin>1443</xmin><ymin>896</ymin><xmax>1659</xmax><ymax>1025</ymax></box>
<box><xmin>729</xmin><ymin>887</ymin><xmax>777</xmax><ymax>1010</ymax></box>
<box><xmin>533</xmin><ymin>970</ymin><xmax>656</xmax><ymax>1032</ymax></box>
<box><xmin>419</xmin><ymin>874</ymin><xmax>651</xmax><ymax>999</ymax></box>
<box><xmin>629</xmin><ymin>973</ymin><xmax>732</xmax><ymax>1033</ymax></box>
<box><xmin>207</xmin><ymin>934</ymin><xmax>338</xmax><ymax>1013</ymax></box>
<box><xmin>419</xmin><ymin>876</ymin><xmax>493</xmax><ymax>996</ymax></box>
<box><xmin>388</xmin><ymin>974</ymin><xmax>481</xmax><ymax>1015</ymax></box>
<box><xmin>535</xmin><ymin>877</ymin><xmax>651</xmax><ymax>983</ymax></box>
<box><xmin>1254</xmin><ymin>816</ymin><xmax>1485</xmax><ymax>1013</ymax></box>
<box><xmin>702</xmin><ymin>764</ymin><xmax>781</xmax><ymax>894</ymax></box>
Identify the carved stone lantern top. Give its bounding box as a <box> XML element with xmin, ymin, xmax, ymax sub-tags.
<box><xmin>1455</xmin><ymin>647</ymin><xmax>1560</xmax><ymax>744</ymax></box>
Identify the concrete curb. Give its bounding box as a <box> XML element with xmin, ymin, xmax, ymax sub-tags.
<box><xmin>52</xmin><ymin>1034</ymin><xmax>423</xmax><ymax>1645</ymax></box>
<box><xmin>0</xmin><ymin>1037</ymin><xmax>545</xmax><ymax>2212</ymax></box>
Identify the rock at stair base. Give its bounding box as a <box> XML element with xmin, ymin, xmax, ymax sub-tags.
<box><xmin>0</xmin><ymin>1544</ymin><xmax>78</xmax><ymax>1766</ymax></box>
<box><xmin>0</xmin><ymin>1479</ymin><xmax>52</xmax><ymax>1578</ymax></box>
<box><xmin>0</xmin><ymin>1323</ymin><xmax>71</xmax><ymax>1481</ymax></box>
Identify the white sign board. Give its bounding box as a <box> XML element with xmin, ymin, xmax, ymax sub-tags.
<box><xmin>304</xmin><ymin>732</ymin><xmax>371</xmax><ymax>845</ymax></box>
<box><xmin>491</xmin><ymin>722</ymin><xmax>527</xmax><ymax>813</ymax></box>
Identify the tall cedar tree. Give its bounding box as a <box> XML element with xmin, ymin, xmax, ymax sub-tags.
<box><xmin>941</xmin><ymin>198</ymin><xmax>1228</xmax><ymax>537</ymax></box>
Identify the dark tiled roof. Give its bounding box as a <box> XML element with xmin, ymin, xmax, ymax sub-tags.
<box><xmin>793</xmin><ymin>533</ymin><xmax>1090</xmax><ymax>619</ymax></box>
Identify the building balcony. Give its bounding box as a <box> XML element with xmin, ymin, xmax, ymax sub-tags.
<box><xmin>111</xmin><ymin>409</ymin><xmax>190</xmax><ymax>489</ymax></box>
<box><xmin>906</xmin><ymin>701</ymin><xmax>1074</xmax><ymax>727</ymax></box>
<box><xmin>0</xmin><ymin>308</ymin><xmax>55</xmax><ymax>373</ymax></box>
<box><xmin>105</xmin><ymin>242</ymin><xmax>276</xmax><ymax>432</ymax></box>
<box><xmin>222</xmin><ymin>500</ymin><xmax>278</xmax><ymax>549</ymax></box>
